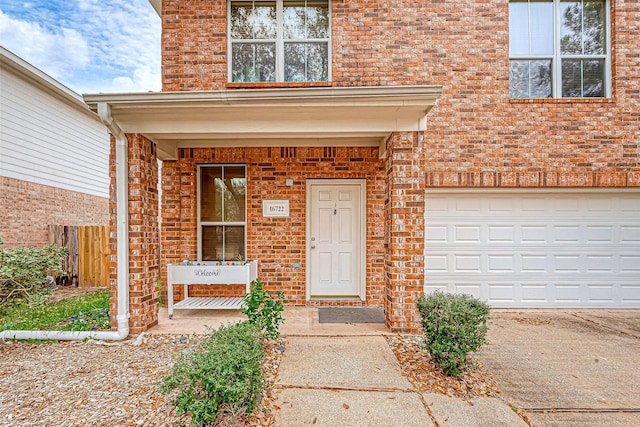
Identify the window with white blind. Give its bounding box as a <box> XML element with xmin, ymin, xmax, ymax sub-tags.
<box><xmin>229</xmin><ymin>0</ymin><xmax>330</xmax><ymax>82</ymax></box>
<box><xmin>509</xmin><ymin>0</ymin><xmax>610</xmax><ymax>98</ymax></box>
<box><xmin>198</xmin><ymin>165</ymin><xmax>247</xmax><ymax>261</ymax></box>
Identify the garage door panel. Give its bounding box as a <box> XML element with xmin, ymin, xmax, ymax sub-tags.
<box><xmin>425</xmin><ymin>254</ymin><xmax>448</xmax><ymax>272</ymax></box>
<box><xmin>488</xmin><ymin>198</ymin><xmax>514</xmax><ymax>211</ymax></box>
<box><xmin>425</xmin><ymin>198</ymin><xmax>449</xmax><ymax>213</ymax></box>
<box><xmin>488</xmin><ymin>255</ymin><xmax>516</xmax><ymax>272</ymax></box>
<box><xmin>425</xmin><ymin>192</ymin><xmax>640</xmax><ymax>308</ymax></box>
<box><xmin>521</xmin><ymin>284</ymin><xmax>549</xmax><ymax>302</ymax></box>
<box><xmin>554</xmin><ymin>226</ymin><xmax>581</xmax><ymax>243</ymax></box>
<box><xmin>620</xmin><ymin>285</ymin><xmax>640</xmax><ymax>303</ymax></box>
<box><xmin>453</xmin><ymin>284</ymin><xmax>482</xmax><ymax>299</ymax></box>
<box><xmin>585</xmin><ymin>255</ymin><xmax>615</xmax><ymax>273</ymax></box>
<box><xmin>620</xmin><ymin>198</ymin><xmax>640</xmax><ymax>212</ymax></box>
<box><xmin>586</xmin><ymin>198</ymin><xmax>621</xmax><ymax>213</ymax></box>
<box><xmin>620</xmin><ymin>226</ymin><xmax>640</xmax><ymax>243</ymax></box>
<box><xmin>586</xmin><ymin>284</ymin><xmax>615</xmax><ymax>303</ymax></box>
<box><xmin>455</xmin><ymin>198</ymin><xmax>483</xmax><ymax>212</ymax></box>
<box><xmin>521</xmin><ymin>255</ymin><xmax>548</xmax><ymax>272</ymax></box>
<box><xmin>620</xmin><ymin>255</ymin><xmax>640</xmax><ymax>273</ymax></box>
<box><xmin>455</xmin><ymin>255</ymin><xmax>481</xmax><ymax>272</ymax></box>
<box><xmin>554</xmin><ymin>198</ymin><xmax>580</xmax><ymax>212</ymax></box>
<box><xmin>425</xmin><ymin>225</ymin><xmax>448</xmax><ymax>243</ymax></box>
<box><xmin>585</xmin><ymin>226</ymin><xmax>615</xmax><ymax>243</ymax></box>
<box><xmin>553</xmin><ymin>255</ymin><xmax>581</xmax><ymax>272</ymax></box>
<box><xmin>521</xmin><ymin>225</ymin><xmax>548</xmax><ymax>243</ymax></box>
<box><xmin>488</xmin><ymin>284</ymin><xmax>517</xmax><ymax>303</ymax></box>
<box><xmin>455</xmin><ymin>225</ymin><xmax>481</xmax><ymax>242</ymax></box>
<box><xmin>553</xmin><ymin>284</ymin><xmax>582</xmax><ymax>303</ymax></box>
<box><xmin>488</xmin><ymin>226</ymin><xmax>515</xmax><ymax>242</ymax></box>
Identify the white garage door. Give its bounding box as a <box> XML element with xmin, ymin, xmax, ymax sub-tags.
<box><xmin>424</xmin><ymin>191</ymin><xmax>640</xmax><ymax>307</ymax></box>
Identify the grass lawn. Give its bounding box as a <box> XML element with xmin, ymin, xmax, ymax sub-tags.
<box><xmin>0</xmin><ymin>289</ymin><xmax>110</xmax><ymax>332</ymax></box>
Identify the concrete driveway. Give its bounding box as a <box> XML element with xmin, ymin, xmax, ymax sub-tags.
<box><xmin>476</xmin><ymin>310</ymin><xmax>640</xmax><ymax>426</ymax></box>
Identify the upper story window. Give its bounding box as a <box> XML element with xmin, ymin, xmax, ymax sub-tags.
<box><xmin>229</xmin><ymin>0</ymin><xmax>330</xmax><ymax>83</ymax></box>
<box><xmin>509</xmin><ymin>0</ymin><xmax>610</xmax><ymax>98</ymax></box>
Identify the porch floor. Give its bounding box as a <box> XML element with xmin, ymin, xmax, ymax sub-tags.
<box><xmin>147</xmin><ymin>306</ymin><xmax>390</xmax><ymax>336</ymax></box>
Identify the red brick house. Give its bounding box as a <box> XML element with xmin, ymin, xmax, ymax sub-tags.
<box><xmin>84</xmin><ymin>0</ymin><xmax>640</xmax><ymax>334</ymax></box>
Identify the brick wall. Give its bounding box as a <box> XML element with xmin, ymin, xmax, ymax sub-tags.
<box><xmin>161</xmin><ymin>0</ymin><xmax>639</xmax><ymax>185</ymax></box>
<box><xmin>384</xmin><ymin>132</ymin><xmax>425</xmax><ymax>333</ymax></box>
<box><xmin>161</xmin><ymin>146</ymin><xmax>385</xmax><ymax>306</ymax></box>
<box><xmin>0</xmin><ymin>176</ymin><xmax>108</xmax><ymax>248</ymax></box>
<box><xmin>109</xmin><ymin>135</ymin><xmax>159</xmax><ymax>334</ymax></box>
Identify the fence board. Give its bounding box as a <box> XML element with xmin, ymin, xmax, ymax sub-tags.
<box><xmin>48</xmin><ymin>225</ymin><xmax>109</xmax><ymax>287</ymax></box>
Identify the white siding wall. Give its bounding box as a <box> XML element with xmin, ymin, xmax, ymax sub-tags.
<box><xmin>0</xmin><ymin>63</ymin><xmax>109</xmax><ymax>198</ymax></box>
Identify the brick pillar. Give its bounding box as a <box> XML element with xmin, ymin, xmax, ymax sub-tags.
<box><xmin>127</xmin><ymin>134</ymin><xmax>160</xmax><ymax>333</ymax></box>
<box><xmin>384</xmin><ymin>132</ymin><xmax>425</xmax><ymax>333</ymax></box>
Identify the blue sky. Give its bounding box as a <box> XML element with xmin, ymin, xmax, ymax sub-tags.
<box><xmin>0</xmin><ymin>0</ymin><xmax>160</xmax><ymax>94</ymax></box>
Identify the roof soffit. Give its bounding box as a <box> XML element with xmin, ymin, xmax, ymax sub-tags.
<box><xmin>84</xmin><ymin>85</ymin><xmax>442</xmax><ymax>160</ymax></box>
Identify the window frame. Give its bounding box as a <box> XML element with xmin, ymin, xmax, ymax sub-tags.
<box><xmin>197</xmin><ymin>164</ymin><xmax>247</xmax><ymax>261</ymax></box>
<box><xmin>227</xmin><ymin>0</ymin><xmax>332</xmax><ymax>83</ymax></box>
<box><xmin>509</xmin><ymin>0</ymin><xmax>612</xmax><ymax>99</ymax></box>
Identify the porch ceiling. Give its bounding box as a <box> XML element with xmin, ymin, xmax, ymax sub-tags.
<box><xmin>83</xmin><ymin>85</ymin><xmax>442</xmax><ymax>160</ymax></box>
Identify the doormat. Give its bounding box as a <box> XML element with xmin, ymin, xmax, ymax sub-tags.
<box><xmin>318</xmin><ymin>307</ymin><xmax>385</xmax><ymax>324</ymax></box>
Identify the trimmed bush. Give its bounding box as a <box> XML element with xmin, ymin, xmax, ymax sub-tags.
<box><xmin>161</xmin><ymin>321</ymin><xmax>265</xmax><ymax>426</ymax></box>
<box><xmin>417</xmin><ymin>291</ymin><xmax>490</xmax><ymax>376</ymax></box>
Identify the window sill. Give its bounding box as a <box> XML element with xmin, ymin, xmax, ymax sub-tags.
<box><xmin>226</xmin><ymin>82</ymin><xmax>333</xmax><ymax>89</ymax></box>
<box><xmin>509</xmin><ymin>98</ymin><xmax>614</xmax><ymax>104</ymax></box>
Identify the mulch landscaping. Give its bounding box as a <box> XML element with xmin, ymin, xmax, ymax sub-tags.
<box><xmin>386</xmin><ymin>335</ymin><xmax>500</xmax><ymax>401</ymax></box>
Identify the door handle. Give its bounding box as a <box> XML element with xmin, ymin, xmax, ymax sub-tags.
<box><xmin>311</xmin><ymin>244</ymin><xmax>316</xmax><ymax>249</ymax></box>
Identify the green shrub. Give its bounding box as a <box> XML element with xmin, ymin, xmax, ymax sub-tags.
<box><xmin>161</xmin><ymin>321</ymin><xmax>264</xmax><ymax>426</ymax></box>
<box><xmin>417</xmin><ymin>291</ymin><xmax>490</xmax><ymax>377</ymax></box>
<box><xmin>242</xmin><ymin>279</ymin><xmax>286</xmax><ymax>339</ymax></box>
<box><xmin>0</xmin><ymin>237</ymin><xmax>68</xmax><ymax>306</ymax></box>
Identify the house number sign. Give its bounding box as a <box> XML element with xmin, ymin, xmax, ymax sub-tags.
<box><xmin>262</xmin><ymin>200</ymin><xmax>290</xmax><ymax>218</ymax></box>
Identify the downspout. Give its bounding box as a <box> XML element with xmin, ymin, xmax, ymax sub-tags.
<box><xmin>0</xmin><ymin>103</ymin><xmax>130</xmax><ymax>341</ymax></box>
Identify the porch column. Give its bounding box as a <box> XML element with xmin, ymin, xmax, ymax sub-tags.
<box><xmin>384</xmin><ymin>131</ymin><xmax>425</xmax><ymax>333</ymax></box>
<box><xmin>127</xmin><ymin>133</ymin><xmax>160</xmax><ymax>333</ymax></box>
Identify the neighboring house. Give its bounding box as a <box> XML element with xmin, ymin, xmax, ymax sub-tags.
<box><xmin>83</xmin><ymin>0</ymin><xmax>639</xmax><ymax>334</ymax></box>
<box><xmin>0</xmin><ymin>46</ymin><xmax>110</xmax><ymax>248</ymax></box>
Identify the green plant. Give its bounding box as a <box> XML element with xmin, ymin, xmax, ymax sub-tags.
<box><xmin>417</xmin><ymin>291</ymin><xmax>490</xmax><ymax>377</ymax></box>
<box><xmin>161</xmin><ymin>321</ymin><xmax>265</xmax><ymax>426</ymax></box>
<box><xmin>242</xmin><ymin>279</ymin><xmax>286</xmax><ymax>339</ymax></box>
<box><xmin>27</xmin><ymin>291</ymin><xmax>51</xmax><ymax>308</ymax></box>
<box><xmin>0</xmin><ymin>238</ymin><xmax>68</xmax><ymax>306</ymax></box>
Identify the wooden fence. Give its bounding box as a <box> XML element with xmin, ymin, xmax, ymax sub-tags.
<box><xmin>48</xmin><ymin>225</ymin><xmax>110</xmax><ymax>287</ymax></box>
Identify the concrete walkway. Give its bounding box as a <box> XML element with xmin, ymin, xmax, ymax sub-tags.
<box><xmin>149</xmin><ymin>306</ymin><xmax>529</xmax><ymax>426</ymax></box>
<box><xmin>273</xmin><ymin>335</ymin><xmax>527</xmax><ymax>427</ymax></box>
<box><xmin>274</xmin><ymin>336</ymin><xmax>430</xmax><ymax>426</ymax></box>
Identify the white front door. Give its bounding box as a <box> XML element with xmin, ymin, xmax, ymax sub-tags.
<box><xmin>307</xmin><ymin>180</ymin><xmax>365</xmax><ymax>299</ymax></box>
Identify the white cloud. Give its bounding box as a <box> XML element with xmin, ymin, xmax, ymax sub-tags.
<box><xmin>0</xmin><ymin>10</ymin><xmax>90</xmax><ymax>79</ymax></box>
<box><xmin>0</xmin><ymin>0</ymin><xmax>160</xmax><ymax>94</ymax></box>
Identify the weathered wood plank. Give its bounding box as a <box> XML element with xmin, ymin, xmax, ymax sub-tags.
<box><xmin>49</xmin><ymin>225</ymin><xmax>109</xmax><ymax>287</ymax></box>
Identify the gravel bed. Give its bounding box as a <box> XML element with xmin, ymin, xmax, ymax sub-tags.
<box><xmin>0</xmin><ymin>334</ymin><xmax>284</xmax><ymax>427</ymax></box>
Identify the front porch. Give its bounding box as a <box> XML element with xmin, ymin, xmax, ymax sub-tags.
<box><xmin>84</xmin><ymin>85</ymin><xmax>442</xmax><ymax>334</ymax></box>
<box><xmin>148</xmin><ymin>305</ymin><xmax>389</xmax><ymax>336</ymax></box>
